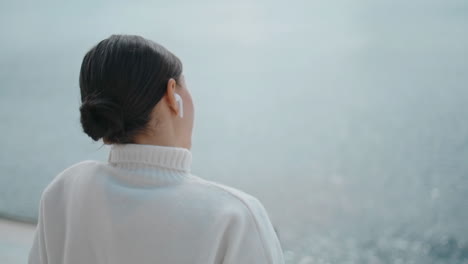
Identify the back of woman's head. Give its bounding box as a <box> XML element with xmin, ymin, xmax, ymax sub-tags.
<box><xmin>79</xmin><ymin>34</ymin><xmax>183</xmax><ymax>144</ymax></box>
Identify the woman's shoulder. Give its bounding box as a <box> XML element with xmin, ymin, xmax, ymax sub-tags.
<box><xmin>186</xmin><ymin>175</ymin><xmax>269</xmax><ymax>219</ymax></box>
<box><xmin>186</xmin><ymin>175</ymin><xmax>283</xmax><ymax>263</ymax></box>
<box><xmin>41</xmin><ymin>160</ymin><xmax>104</xmax><ymax>199</ymax></box>
<box><xmin>189</xmin><ymin>175</ymin><xmax>258</xmax><ymax>201</ymax></box>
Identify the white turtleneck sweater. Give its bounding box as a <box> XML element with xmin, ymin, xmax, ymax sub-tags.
<box><xmin>28</xmin><ymin>144</ymin><xmax>285</xmax><ymax>264</ymax></box>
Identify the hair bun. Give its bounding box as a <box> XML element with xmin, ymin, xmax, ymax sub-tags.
<box><xmin>79</xmin><ymin>96</ymin><xmax>124</xmax><ymax>142</ymax></box>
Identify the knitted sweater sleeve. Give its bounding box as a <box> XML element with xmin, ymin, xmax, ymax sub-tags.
<box><xmin>221</xmin><ymin>196</ymin><xmax>285</xmax><ymax>264</ymax></box>
<box><xmin>28</xmin><ymin>194</ymin><xmax>49</xmax><ymax>264</ymax></box>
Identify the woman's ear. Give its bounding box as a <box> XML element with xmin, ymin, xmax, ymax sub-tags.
<box><xmin>165</xmin><ymin>78</ymin><xmax>179</xmax><ymax>114</ymax></box>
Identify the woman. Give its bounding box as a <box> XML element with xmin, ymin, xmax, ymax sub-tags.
<box><xmin>28</xmin><ymin>34</ymin><xmax>285</xmax><ymax>264</ymax></box>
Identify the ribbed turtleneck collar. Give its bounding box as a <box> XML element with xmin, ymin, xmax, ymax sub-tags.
<box><xmin>108</xmin><ymin>143</ymin><xmax>192</xmax><ymax>173</ymax></box>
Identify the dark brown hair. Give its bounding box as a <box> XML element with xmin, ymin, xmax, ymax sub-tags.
<box><xmin>79</xmin><ymin>34</ymin><xmax>183</xmax><ymax>144</ymax></box>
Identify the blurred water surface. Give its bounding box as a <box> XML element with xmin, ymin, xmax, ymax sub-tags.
<box><xmin>1</xmin><ymin>0</ymin><xmax>467</xmax><ymax>263</ymax></box>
